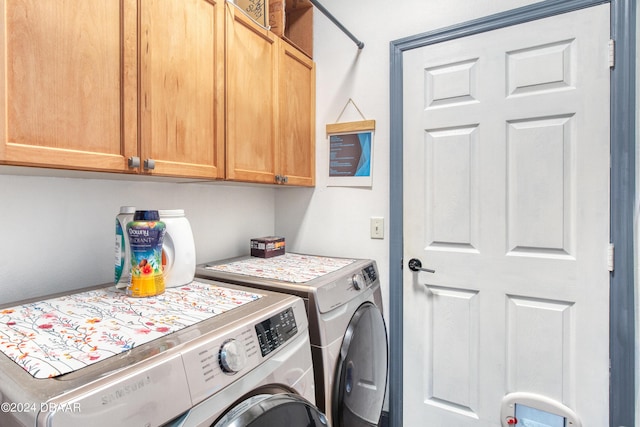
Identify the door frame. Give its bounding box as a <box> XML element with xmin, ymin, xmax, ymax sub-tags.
<box><xmin>388</xmin><ymin>1</ymin><xmax>636</xmax><ymax>426</ymax></box>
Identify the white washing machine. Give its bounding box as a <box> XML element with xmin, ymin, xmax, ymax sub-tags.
<box><xmin>0</xmin><ymin>278</ymin><xmax>326</xmax><ymax>427</ymax></box>
<box><xmin>197</xmin><ymin>253</ymin><xmax>388</xmax><ymax>427</ymax></box>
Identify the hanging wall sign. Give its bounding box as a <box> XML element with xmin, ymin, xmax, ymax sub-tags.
<box><xmin>326</xmin><ymin>119</ymin><xmax>376</xmax><ymax>187</ymax></box>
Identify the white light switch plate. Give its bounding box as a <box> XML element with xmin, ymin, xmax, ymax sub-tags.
<box><xmin>370</xmin><ymin>217</ymin><xmax>384</xmax><ymax>239</ymax></box>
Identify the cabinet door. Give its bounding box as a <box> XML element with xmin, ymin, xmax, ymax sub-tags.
<box><xmin>139</xmin><ymin>0</ymin><xmax>224</xmax><ymax>179</ymax></box>
<box><xmin>1</xmin><ymin>0</ymin><xmax>137</xmax><ymax>172</ymax></box>
<box><xmin>277</xmin><ymin>40</ymin><xmax>315</xmax><ymax>186</ymax></box>
<box><xmin>225</xmin><ymin>4</ymin><xmax>278</xmax><ymax>184</ymax></box>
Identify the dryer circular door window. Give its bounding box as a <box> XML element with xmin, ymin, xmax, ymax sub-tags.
<box><xmin>333</xmin><ymin>302</ymin><xmax>389</xmax><ymax>427</ymax></box>
<box><xmin>212</xmin><ymin>393</ymin><xmax>328</xmax><ymax>427</ymax></box>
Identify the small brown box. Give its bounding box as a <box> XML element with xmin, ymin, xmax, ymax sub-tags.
<box><xmin>251</xmin><ymin>236</ymin><xmax>285</xmax><ymax>258</ymax></box>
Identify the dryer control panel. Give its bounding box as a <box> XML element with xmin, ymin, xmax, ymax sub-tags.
<box><xmin>315</xmin><ymin>261</ymin><xmax>380</xmax><ymax>314</ymax></box>
<box><xmin>363</xmin><ymin>263</ymin><xmax>378</xmax><ymax>284</ymax></box>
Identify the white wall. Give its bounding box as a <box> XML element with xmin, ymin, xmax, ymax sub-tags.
<box><xmin>0</xmin><ymin>171</ymin><xmax>275</xmax><ymax>303</ymax></box>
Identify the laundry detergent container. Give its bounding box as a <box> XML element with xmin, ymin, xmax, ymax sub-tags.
<box><xmin>159</xmin><ymin>209</ymin><xmax>196</xmax><ymax>287</ymax></box>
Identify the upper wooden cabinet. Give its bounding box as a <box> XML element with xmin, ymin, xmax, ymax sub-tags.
<box><xmin>1</xmin><ymin>0</ymin><xmax>313</xmax><ymax>185</ymax></box>
<box><xmin>139</xmin><ymin>0</ymin><xmax>225</xmax><ymax>179</ymax></box>
<box><xmin>0</xmin><ymin>0</ymin><xmax>225</xmax><ymax>179</ymax></box>
<box><xmin>225</xmin><ymin>4</ymin><xmax>315</xmax><ymax>186</ymax></box>
<box><xmin>225</xmin><ymin>5</ymin><xmax>278</xmax><ymax>184</ymax></box>
<box><xmin>1</xmin><ymin>0</ymin><xmax>138</xmax><ymax>172</ymax></box>
<box><xmin>277</xmin><ymin>39</ymin><xmax>315</xmax><ymax>186</ymax></box>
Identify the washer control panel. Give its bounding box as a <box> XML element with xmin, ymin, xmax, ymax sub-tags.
<box><xmin>180</xmin><ymin>299</ymin><xmax>305</xmax><ymax>405</ymax></box>
<box><xmin>255</xmin><ymin>307</ymin><xmax>298</xmax><ymax>357</ymax></box>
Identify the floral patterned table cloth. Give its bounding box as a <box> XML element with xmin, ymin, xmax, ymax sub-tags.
<box><xmin>204</xmin><ymin>253</ymin><xmax>356</xmax><ymax>283</ymax></box>
<box><xmin>0</xmin><ymin>281</ymin><xmax>261</xmax><ymax>379</ymax></box>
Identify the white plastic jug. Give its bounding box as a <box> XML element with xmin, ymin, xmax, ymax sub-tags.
<box><xmin>115</xmin><ymin>206</ymin><xmax>136</xmax><ymax>289</ymax></box>
<box><xmin>159</xmin><ymin>209</ymin><xmax>196</xmax><ymax>288</ymax></box>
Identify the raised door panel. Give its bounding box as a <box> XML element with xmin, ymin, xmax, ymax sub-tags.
<box><xmin>0</xmin><ymin>0</ymin><xmax>137</xmax><ymax>172</ymax></box>
<box><xmin>225</xmin><ymin>4</ymin><xmax>277</xmax><ymax>184</ymax></box>
<box><xmin>278</xmin><ymin>40</ymin><xmax>315</xmax><ymax>186</ymax></box>
<box><xmin>139</xmin><ymin>0</ymin><xmax>224</xmax><ymax>179</ymax></box>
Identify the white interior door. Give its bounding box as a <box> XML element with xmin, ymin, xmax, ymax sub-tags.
<box><xmin>402</xmin><ymin>5</ymin><xmax>610</xmax><ymax>426</ymax></box>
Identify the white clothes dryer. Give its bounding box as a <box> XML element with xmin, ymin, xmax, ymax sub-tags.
<box><xmin>197</xmin><ymin>253</ymin><xmax>389</xmax><ymax>427</ymax></box>
<box><xmin>0</xmin><ymin>279</ymin><xmax>326</xmax><ymax>427</ymax></box>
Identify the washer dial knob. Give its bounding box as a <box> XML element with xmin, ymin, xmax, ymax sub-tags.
<box><xmin>351</xmin><ymin>273</ymin><xmax>366</xmax><ymax>290</ymax></box>
<box><xmin>219</xmin><ymin>339</ymin><xmax>247</xmax><ymax>373</ymax></box>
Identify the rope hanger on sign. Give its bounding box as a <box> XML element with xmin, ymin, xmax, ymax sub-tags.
<box><xmin>327</xmin><ymin>98</ymin><xmax>376</xmax><ymax>136</ymax></box>
<box><xmin>335</xmin><ymin>98</ymin><xmax>368</xmax><ymax>123</ymax></box>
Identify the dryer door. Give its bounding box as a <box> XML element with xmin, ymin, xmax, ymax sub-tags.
<box><xmin>333</xmin><ymin>302</ymin><xmax>389</xmax><ymax>427</ymax></box>
<box><xmin>212</xmin><ymin>393</ymin><xmax>328</xmax><ymax>427</ymax></box>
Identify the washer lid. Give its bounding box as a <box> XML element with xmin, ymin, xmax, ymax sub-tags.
<box><xmin>213</xmin><ymin>393</ymin><xmax>328</xmax><ymax>427</ymax></box>
<box><xmin>333</xmin><ymin>302</ymin><xmax>389</xmax><ymax>427</ymax></box>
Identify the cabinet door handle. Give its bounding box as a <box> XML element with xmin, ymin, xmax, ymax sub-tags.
<box><xmin>144</xmin><ymin>159</ymin><xmax>156</xmax><ymax>170</ymax></box>
<box><xmin>274</xmin><ymin>175</ymin><xmax>288</xmax><ymax>184</ymax></box>
<box><xmin>128</xmin><ymin>157</ymin><xmax>140</xmax><ymax>168</ymax></box>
